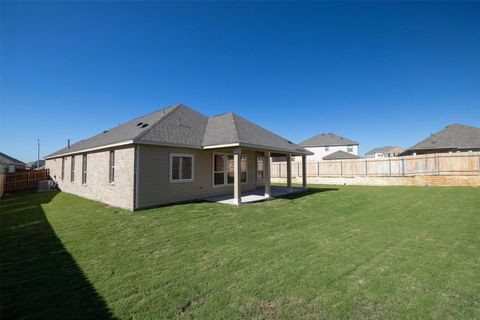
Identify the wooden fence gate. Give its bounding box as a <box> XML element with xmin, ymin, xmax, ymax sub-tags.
<box><xmin>2</xmin><ymin>169</ymin><xmax>50</xmax><ymax>193</ymax></box>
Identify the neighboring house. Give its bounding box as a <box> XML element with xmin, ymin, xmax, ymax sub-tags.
<box><xmin>402</xmin><ymin>124</ymin><xmax>480</xmax><ymax>156</ymax></box>
<box><xmin>27</xmin><ymin>160</ymin><xmax>46</xmax><ymax>170</ymax></box>
<box><xmin>45</xmin><ymin>104</ymin><xmax>312</xmax><ymax>210</ymax></box>
<box><xmin>299</xmin><ymin>133</ymin><xmax>359</xmax><ymax>161</ymax></box>
<box><xmin>0</xmin><ymin>152</ymin><xmax>26</xmax><ymax>173</ymax></box>
<box><xmin>322</xmin><ymin>150</ymin><xmax>361</xmax><ymax>160</ymax></box>
<box><xmin>365</xmin><ymin>146</ymin><xmax>405</xmax><ymax>158</ymax></box>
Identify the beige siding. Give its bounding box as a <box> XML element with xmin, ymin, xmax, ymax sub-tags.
<box><xmin>137</xmin><ymin>145</ymin><xmax>261</xmax><ymax>208</ymax></box>
<box><xmin>45</xmin><ymin>147</ymin><xmax>135</xmax><ymax>210</ymax></box>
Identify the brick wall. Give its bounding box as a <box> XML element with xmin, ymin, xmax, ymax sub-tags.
<box><xmin>45</xmin><ymin>146</ymin><xmax>135</xmax><ymax>210</ymax></box>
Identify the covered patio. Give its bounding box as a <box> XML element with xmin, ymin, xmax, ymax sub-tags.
<box><xmin>201</xmin><ymin>112</ymin><xmax>312</xmax><ymax>205</ymax></box>
<box><xmin>204</xmin><ymin>185</ymin><xmax>306</xmax><ymax>205</ymax></box>
<box><xmin>203</xmin><ymin>147</ymin><xmax>310</xmax><ymax>205</ymax></box>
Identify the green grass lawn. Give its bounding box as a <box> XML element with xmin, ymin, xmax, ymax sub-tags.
<box><xmin>1</xmin><ymin>185</ymin><xmax>479</xmax><ymax>319</ymax></box>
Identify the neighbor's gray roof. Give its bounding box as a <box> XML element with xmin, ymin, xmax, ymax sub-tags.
<box><xmin>46</xmin><ymin>104</ymin><xmax>311</xmax><ymax>158</ymax></box>
<box><xmin>300</xmin><ymin>133</ymin><xmax>358</xmax><ymax>147</ymax></box>
<box><xmin>323</xmin><ymin>150</ymin><xmax>361</xmax><ymax>160</ymax></box>
<box><xmin>365</xmin><ymin>146</ymin><xmax>395</xmax><ymax>155</ymax></box>
<box><xmin>0</xmin><ymin>152</ymin><xmax>26</xmax><ymax>165</ymax></box>
<box><xmin>405</xmin><ymin>124</ymin><xmax>480</xmax><ymax>153</ymax></box>
<box><xmin>27</xmin><ymin>160</ymin><xmax>46</xmax><ymax>168</ymax></box>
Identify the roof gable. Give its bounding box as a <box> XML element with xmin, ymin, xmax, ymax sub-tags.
<box><xmin>202</xmin><ymin>113</ymin><xmax>239</xmax><ymax>146</ymax></box>
<box><xmin>300</xmin><ymin>133</ymin><xmax>358</xmax><ymax>147</ymax></box>
<box><xmin>202</xmin><ymin>113</ymin><xmax>309</xmax><ymax>154</ymax></box>
<box><xmin>323</xmin><ymin>150</ymin><xmax>360</xmax><ymax>160</ymax></box>
<box><xmin>137</xmin><ymin>105</ymin><xmax>208</xmax><ymax>148</ymax></box>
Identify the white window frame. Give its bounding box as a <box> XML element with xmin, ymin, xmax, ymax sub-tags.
<box><xmin>212</xmin><ymin>152</ymin><xmax>248</xmax><ymax>187</ymax></box>
<box><xmin>61</xmin><ymin>157</ymin><xmax>65</xmax><ymax>180</ymax></box>
<box><xmin>82</xmin><ymin>154</ymin><xmax>87</xmax><ymax>185</ymax></box>
<box><xmin>71</xmin><ymin>156</ymin><xmax>75</xmax><ymax>182</ymax></box>
<box><xmin>347</xmin><ymin>145</ymin><xmax>353</xmax><ymax>152</ymax></box>
<box><xmin>256</xmin><ymin>155</ymin><xmax>265</xmax><ymax>183</ymax></box>
<box><xmin>169</xmin><ymin>153</ymin><xmax>194</xmax><ymax>183</ymax></box>
<box><xmin>109</xmin><ymin>150</ymin><xmax>115</xmax><ymax>184</ymax></box>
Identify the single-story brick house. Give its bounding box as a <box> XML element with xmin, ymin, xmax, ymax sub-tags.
<box><xmin>45</xmin><ymin>104</ymin><xmax>311</xmax><ymax>210</ymax></box>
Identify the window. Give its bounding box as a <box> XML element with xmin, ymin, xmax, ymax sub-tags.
<box><xmin>347</xmin><ymin>145</ymin><xmax>353</xmax><ymax>152</ymax></box>
<box><xmin>71</xmin><ymin>156</ymin><xmax>75</xmax><ymax>182</ymax></box>
<box><xmin>61</xmin><ymin>157</ymin><xmax>65</xmax><ymax>180</ymax></box>
<box><xmin>257</xmin><ymin>156</ymin><xmax>265</xmax><ymax>182</ymax></box>
<box><xmin>213</xmin><ymin>153</ymin><xmax>247</xmax><ymax>186</ymax></box>
<box><xmin>109</xmin><ymin>151</ymin><xmax>115</xmax><ymax>183</ymax></box>
<box><xmin>82</xmin><ymin>154</ymin><xmax>87</xmax><ymax>184</ymax></box>
<box><xmin>213</xmin><ymin>154</ymin><xmax>225</xmax><ymax>185</ymax></box>
<box><xmin>170</xmin><ymin>153</ymin><xmax>193</xmax><ymax>182</ymax></box>
<box><xmin>325</xmin><ymin>146</ymin><xmax>329</xmax><ymax>152</ymax></box>
<box><xmin>241</xmin><ymin>156</ymin><xmax>247</xmax><ymax>183</ymax></box>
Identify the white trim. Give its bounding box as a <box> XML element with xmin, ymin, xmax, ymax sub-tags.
<box><xmin>212</xmin><ymin>152</ymin><xmax>248</xmax><ymax>187</ymax></box>
<box><xmin>45</xmin><ymin>140</ymin><xmax>134</xmax><ymax>159</ymax></box>
<box><xmin>169</xmin><ymin>153</ymin><xmax>194</xmax><ymax>183</ymax></box>
<box><xmin>203</xmin><ymin>143</ymin><xmax>240</xmax><ymax>149</ymax></box>
<box><xmin>136</xmin><ymin>140</ymin><xmax>203</xmax><ymax>149</ymax></box>
<box><xmin>205</xmin><ymin>142</ymin><xmax>313</xmax><ymax>156</ymax></box>
<box><xmin>46</xmin><ymin>139</ymin><xmax>312</xmax><ymax>160</ymax></box>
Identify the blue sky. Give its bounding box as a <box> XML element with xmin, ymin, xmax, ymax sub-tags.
<box><xmin>1</xmin><ymin>1</ymin><xmax>479</xmax><ymax>161</ymax></box>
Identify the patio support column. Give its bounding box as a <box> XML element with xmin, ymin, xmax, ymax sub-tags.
<box><xmin>302</xmin><ymin>155</ymin><xmax>307</xmax><ymax>189</ymax></box>
<box><xmin>287</xmin><ymin>154</ymin><xmax>292</xmax><ymax>191</ymax></box>
<box><xmin>264</xmin><ymin>151</ymin><xmax>271</xmax><ymax>198</ymax></box>
<box><xmin>233</xmin><ymin>148</ymin><xmax>242</xmax><ymax>206</ymax></box>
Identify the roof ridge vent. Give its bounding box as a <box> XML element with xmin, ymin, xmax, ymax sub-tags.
<box><xmin>137</xmin><ymin>122</ymin><xmax>144</xmax><ymax>126</ymax></box>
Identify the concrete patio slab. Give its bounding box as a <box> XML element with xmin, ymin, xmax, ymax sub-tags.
<box><xmin>204</xmin><ymin>186</ymin><xmax>306</xmax><ymax>205</ymax></box>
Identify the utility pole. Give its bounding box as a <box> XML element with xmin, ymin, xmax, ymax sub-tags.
<box><xmin>37</xmin><ymin>139</ymin><xmax>40</xmax><ymax>171</ymax></box>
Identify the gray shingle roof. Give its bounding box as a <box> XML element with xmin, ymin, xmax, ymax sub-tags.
<box><xmin>46</xmin><ymin>104</ymin><xmax>311</xmax><ymax>158</ymax></box>
<box><xmin>365</xmin><ymin>146</ymin><xmax>395</xmax><ymax>155</ymax></box>
<box><xmin>323</xmin><ymin>150</ymin><xmax>361</xmax><ymax>160</ymax></box>
<box><xmin>300</xmin><ymin>133</ymin><xmax>358</xmax><ymax>147</ymax></box>
<box><xmin>404</xmin><ymin>124</ymin><xmax>480</xmax><ymax>153</ymax></box>
<box><xmin>0</xmin><ymin>152</ymin><xmax>25</xmax><ymax>165</ymax></box>
<box><xmin>203</xmin><ymin>113</ymin><xmax>309</xmax><ymax>154</ymax></box>
<box><xmin>46</xmin><ymin>105</ymin><xmax>178</xmax><ymax>157</ymax></box>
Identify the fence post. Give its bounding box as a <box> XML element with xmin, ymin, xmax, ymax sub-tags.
<box><xmin>298</xmin><ymin>162</ymin><xmax>300</xmax><ymax>177</ymax></box>
<box><xmin>401</xmin><ymin>158</ymin><xmax>405</xmax><ymax>176</ymax></box>
<box><xmin>437</xmin><ymin>154</ymin><xmax>440</xmax><ymax>175</ymax></box>
<box><xmin>478</xmin><ymin>154</ymin><xmax>480</xmax><ymax>176</ymax></box>
<box><xmin>317</xmin><ymin>161</ymin><xmax>320</xmax><ymax>177</ymax></box>
<box><xmin>389</xmin><ymin>158</ymin><xmax>392</xmax><ymax>176</ymax></box>
<box><xmin>340</xmin><ymin>160</ymin><xmax>343</xmax><ymax>177</ymax></box>
<box><xmin>365</xmin><ymin>159</ymin><xmax>368</xmax><ymax>176</ymax></box>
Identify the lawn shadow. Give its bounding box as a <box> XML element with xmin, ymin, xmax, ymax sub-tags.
<box><xmin>278</xmin><ymin>186</ymin><xmax>339</xmax><ymax>200</ymax></box>
<box><xmin>0</xmin><ymin>191</ymin><xmax>116</xmax><ymax>320</ymax></box>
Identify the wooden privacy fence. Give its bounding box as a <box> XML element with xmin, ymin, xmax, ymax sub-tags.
<box><xmin>3</xmin><ymin>169</ymin><xmax>50</xmax><ymax>193</ymax></box>
<box><xmin>272</xmin><ymin>152</ymin><xmax>480</xmax><ymax>178</ymax></box>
